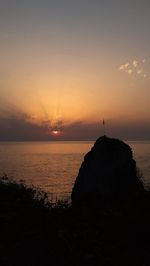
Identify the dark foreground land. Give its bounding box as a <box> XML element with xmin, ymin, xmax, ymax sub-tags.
<box><xmin>1</xmin><ymin>176</ymin><xmax>150</xmax><ymax>266</ymax></box>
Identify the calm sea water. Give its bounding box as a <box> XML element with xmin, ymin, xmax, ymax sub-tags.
<box><xmin>0</xmin><ymin>141</ymin><xmax>150</xmax><ymax>200</ymax></box>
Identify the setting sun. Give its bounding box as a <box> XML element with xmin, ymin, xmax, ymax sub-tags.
<box><xmin>51</xmin><ymin>130</ymin><xmax>60</xmax><ymax>136</ymax></box>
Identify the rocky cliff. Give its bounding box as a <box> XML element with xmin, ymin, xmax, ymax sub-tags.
<box><xmin>71</xmin><ymin>136</ymin><xmax>144</xmax><ymax>205</ymax></box>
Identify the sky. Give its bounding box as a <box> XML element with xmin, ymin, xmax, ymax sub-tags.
<box><xmin>0</xmin><ymin>0</ymin><xmax>150</xmax><ymax>140</ymax></box>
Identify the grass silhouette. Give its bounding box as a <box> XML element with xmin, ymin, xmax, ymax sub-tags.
<box><xmin>1</xmin><ymin>174</ymin><xmax>150</xmax><ymax>266</ymax></box>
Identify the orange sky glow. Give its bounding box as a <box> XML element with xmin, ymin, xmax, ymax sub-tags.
<box><xmin>0</xmin><ymin>1</ymin><xmax>150</xmax><ymax>140</ymax></box>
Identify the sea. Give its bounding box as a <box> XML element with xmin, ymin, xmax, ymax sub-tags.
<box><xmin>0</xmin><ymin>141</ymin><xmax>150</xmax><ymax>201</ymax></box>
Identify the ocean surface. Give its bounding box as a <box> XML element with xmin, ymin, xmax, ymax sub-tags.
<box><xmin>0</xmin><ymin>141</ymin><xmax>150</xmax><ymax>201</ymax></box>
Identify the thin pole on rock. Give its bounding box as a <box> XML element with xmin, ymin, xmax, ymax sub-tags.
<box><xmin>102</xmin><ymin>119</ymin><xmax>106</xmax><ymax>136</ymax></box>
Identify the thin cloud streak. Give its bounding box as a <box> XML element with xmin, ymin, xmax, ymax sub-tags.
<box><xmin>0</xmin><ymin>110</ymin><xmax>150</xmax><ymax>141</ymax></box>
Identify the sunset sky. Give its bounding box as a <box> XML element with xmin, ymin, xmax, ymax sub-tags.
<box><xmin>0</xmin><ymin>0</ymin><xmax>150</xmax><ymax>140</ymax></box>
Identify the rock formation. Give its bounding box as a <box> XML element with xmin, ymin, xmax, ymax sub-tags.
<box><xmin>71</xmin><ymin>136</ymin><xmax>144</xmax><ymax>205</ymax></box>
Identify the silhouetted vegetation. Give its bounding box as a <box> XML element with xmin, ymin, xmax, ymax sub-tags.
<box><xmin>1</xmin><ymin>174</ymin><xmax>150</xmax><ymax>266</ymax></box>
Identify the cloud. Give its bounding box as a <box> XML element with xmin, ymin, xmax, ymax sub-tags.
<box><xmin>0</xmin><ymin>108</ymin><xmax>50</xmax><ymax>141</ymax></box>
<box><xmin>119</xmin><ymin>57</ymin><xmax>148</xmax><ymax>78</ymax></box>
<box><xmin>0</xmin><ymin>111</ymin><xmax>150</xmax><ymax>140</ymax></box>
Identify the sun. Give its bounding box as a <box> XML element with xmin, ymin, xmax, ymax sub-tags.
<box><xmin>51</xmin><ymin>130</ymin><xmax>60</xmax><ymax>136</ymax></box>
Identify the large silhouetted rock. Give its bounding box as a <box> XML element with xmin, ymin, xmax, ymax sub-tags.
<box><xmin>71</xmin><ymin>136</ymin><xmax>144</xmax><ymax>205</ymax></box>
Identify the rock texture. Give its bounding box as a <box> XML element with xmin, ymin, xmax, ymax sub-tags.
<box><xmin>71</xmin><ymin>136</ymin><xmax>144</xmax><ymax>205</ymax></box>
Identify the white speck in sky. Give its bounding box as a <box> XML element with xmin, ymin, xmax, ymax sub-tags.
<box><xmin>137</xmin><ymin>69</ymin><xmax>143</xmax><ymax>74</ymax></box>
<box><xmin>128</xmin><ymin>69</ymin><xmax>133</xmax><ymax>75</ymax></box>
<box><xmin>124</xmin><ymin>63</ymin><xmax>129</xmax><ymax>68</ymax></box>
<box><xmin>119</xmin><ymin>63</ymin><xmax>129</xmax><ymax>70</ymax></box>
<box><xmin>133</xmin><ymin>60</ymin><xmax>138</xmax><ymax>68</ymax></box>
<box><xmin>119</xmin><ymin>65</ymin><xmax>124</xmax><ymax>70</ymax></box>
